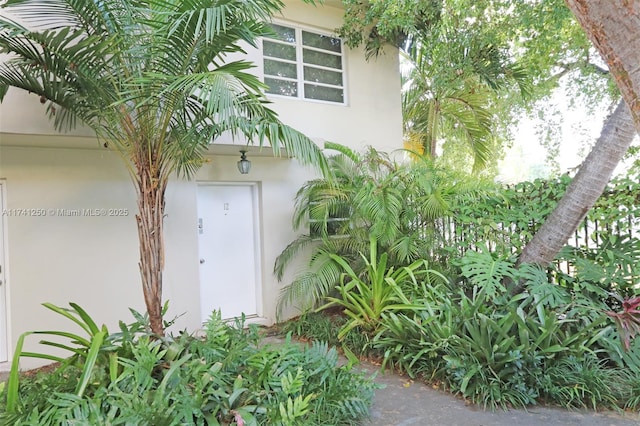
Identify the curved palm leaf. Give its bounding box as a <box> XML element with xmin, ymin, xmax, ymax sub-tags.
<box><xmin>401</xmin><ymin>24</ymin><xmax>530</xmax><ymax>172</ymax></box>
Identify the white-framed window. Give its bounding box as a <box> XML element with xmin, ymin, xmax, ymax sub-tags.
<box><xmin>309</xmin><ymin>209</ymin><xmax>350</xmax><ymax>237</ymax></box>
<box><xmin>262</xmin><ymin>23</ymin><xmax>345</xmax><ymax>104</ymax></box>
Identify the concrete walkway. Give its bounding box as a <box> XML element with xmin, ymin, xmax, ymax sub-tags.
<box><xmin>360</xmin><ymin>360</ymin><xmax>640</xmax><ymax>426</ymax></box>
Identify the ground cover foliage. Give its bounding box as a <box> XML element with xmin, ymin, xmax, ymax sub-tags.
<box><xmin>0</xmin><ymin>306</ymin><xmax>375</xmax><ymax>425</ymax></box>
<box><xmin>278</xmin><ymin>146</ymin><xmax>640</xmax><ymax>411</ymax></box>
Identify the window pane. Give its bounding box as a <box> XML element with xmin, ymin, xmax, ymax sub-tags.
<box><xmin>310</xmin><ymin>219</ymin><xmax>347</xmax><ymax>237</ymax></box>
<box><xmin>265</xmin><ymin>59</ymin><xmax>297</xmax><ymax>79</ymax></box>
<box><xmin>266</xmin><ymin>78</ymin><xmax>298</xmax><ymax>97</ymax></box>
<box><xmin>303</xmin><ymin>49</ymin><xmax>342</xmax><ymax>70</ymax></box>
<box><xmin>263</xmin><ymin>40</ymin><xmax>296</xmax><ymax>61</ymax></box>
<box><xmin>270</xmin><ymin>24</ymin><xmax>296</xmax><ymax>43</ymax></box>
<box><xmin>304</xmin><ymin>84</ymin><xmax>343</xmax><ymax>103</ymax></box>
<box><xmin>302</xmin><ymin>31</ymin><xmax>341</xmax><ymax>53</ymax></box>
<box><xmin>304</xmin><ymin>66</ymin><xmax>342</xmax><ymax>86</ymax></box>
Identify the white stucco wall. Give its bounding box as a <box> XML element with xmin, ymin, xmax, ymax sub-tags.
<box><xmin>0</xmin><ymin>139</ymin><xmax>317</xmax><ymax>367</ymax></box>
<box><xmin>0</xmin><ymin>1</ymin><xmax>401</xmax><ymax>368</ymax></box>
<box><xmin>0</xmin><ymin>142</ymin><xmax>143</xmax><ymax>367</ymax></box>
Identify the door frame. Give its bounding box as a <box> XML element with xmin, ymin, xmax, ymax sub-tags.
<box><xmin>196</xmin><ymin>181</ymin><xmax>263</xmax><ymax>320</ymax></box>
<box><xmin>0</xmin><ymin>180</ymin><xmax>10</xmax><ymax>365</ymax></box>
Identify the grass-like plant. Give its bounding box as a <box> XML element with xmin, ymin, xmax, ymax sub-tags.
<box><xmin>5</xmin><ymin>303</ymin><xmax>115</xmax><ymax>413</ymax></box>
<box><xmin>280</xmin><ymin>312</ymin><xmax>373</xmax><ymax>359</ymax></box>
<box><xmin>539</xmin><ymin>355</ymin><xmax>624</xmax><ymax>410</ymax></box>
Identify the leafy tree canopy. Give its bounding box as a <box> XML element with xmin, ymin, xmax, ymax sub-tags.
<box><xmin>338</xmin><ymin>0</ymin><xmax>619</xmax><ymax>176</ymax></box>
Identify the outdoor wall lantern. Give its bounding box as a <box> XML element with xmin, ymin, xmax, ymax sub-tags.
<box><xmin>237</xmin><ymin>150</ymin><xmax>251</xmax><ymax>174</ymax></box>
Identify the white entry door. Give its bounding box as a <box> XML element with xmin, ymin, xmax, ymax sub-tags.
<box><xmin>0</xmin><ymin>182</ymin><xmax>7</xmax><ymax>362</ymax></box>
<box><xmin>197</xmin><ymin>184</ymin><xmax>260</xmax><ymax>322</ymax></box>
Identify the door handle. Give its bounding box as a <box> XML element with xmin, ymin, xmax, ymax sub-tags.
<box><xmin>200</xmin><ymin>259</ymin><xmax>205</xmax><ymax>264</ymax></box>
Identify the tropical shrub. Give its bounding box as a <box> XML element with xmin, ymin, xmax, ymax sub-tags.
<box><xmin>3</xmin><ymin>302</ymin><xmax>136</xmax><ymax>414</ymax></box>
<box><xmin>276</xmin><ymin>165</ymin><xmax>640</xmax><ymax>411</ymax></box>
<box><xmin>438</xmin><ymin>292</ymin><xmax>609</xmax><ymax>409</ymax></box>
<box><xmin>275</xmin><ymin>143</ymin><xmax>493</xmax><ymax>313</ymax></box>
<box><xmin>536</xmin><ymin>355</ymin><xmax>625</xmax><ymax>410</ymax></box>
<box><xmin>448</xmin><ymin>175</ymin><xmax>572</xmax><ymax>257</ymax></box>
<box><xmin>283</xmin><ymin>246</ymin><xmax>640</xmax><ymax>411</ymax></box>
<box><xmin>606</xmin><ymin>295</ymin><xmax>640</xmax><ymax>351</ymax></box>
<box><xmin>375</xmin><ymin>293</ymin><xmax>608</xmax><ymax>409</ymax></box>
<box><xmin>623</xmin><ymin>346</ymin><xmax>640</xmax><ymax>410</ymax></box>
<box><xmin>370</xmin><ymin>249</ymin><xmax>640</xmax><ymax>410</ymax></box>
<box><xmin>450</xmin><ymin>173</ymin><xmax>640</xmax><ymax>265</ymax></box>
<box><xmin>0</xmin><ymin>307</ymin><xmax>376</xmax><ymax>425</ymax></box>
<box><xmin>555</xmin><ymin>236</ymin><xmax>640</xmax><ymax>305</ymax></box>
<box><xmin>318</xmin><ymin>237</ymin><xmax>448</xmax><ymax>339</ymax></box>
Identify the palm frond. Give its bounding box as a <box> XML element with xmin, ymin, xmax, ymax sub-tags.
<box><xmin>400</xmin><ymin>23</ymin><xmax>532</xmax><ymax>171</ymax></box>
<box><xmin>324</xmin><ymin>141</ymin><xmax>360</xmax><ymax>164</ymax></box>
<box><xmin>275</xmin><ymin>144</ymin><xmax>497</xmax><ymax>310</ymax></box>
<box><xmin>277</xmin><ymin>248</ymin><xmax>343</xmax><ymax>316</ymax></box>
<box><xmin>251</xmin><ymin>121</ymin><xmax>329</xmax><ymax>176</ymax></box>
<box><xmin>273</xmin><ymin>235</ymin><xmax>318</xmax><ymax>281</ymax></box>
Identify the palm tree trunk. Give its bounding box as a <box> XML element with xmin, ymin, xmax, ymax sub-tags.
<box><xmin>427</xmin><ymin>101</ymin><xmax>439</xmax><ymax>159</ymax></box>
<box><xmin>517</xmin><ymin>100</ymin><xmax>635</xmax><ymax>266</ymax></box>
<box><xmin>565</xmin><ymin>0</ymin><xmax>640</xmax><ymax>129</ymax></box>
<box><xmin>517</xmin><ymin>0</ymin><xmax>640</xmax><ymax>269</ymax></box>
<box><xmin>135</xmin><ymin>164</ymin><xmax>167</xmax><ymax>336</ymax></box>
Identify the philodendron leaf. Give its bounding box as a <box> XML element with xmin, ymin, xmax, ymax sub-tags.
<box><xmin>458</xmin><ymin>248</ymin><xmax>514</xmax><ymax>297</ymax></box>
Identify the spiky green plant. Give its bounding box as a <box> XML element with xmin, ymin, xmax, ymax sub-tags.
<box><xmin>319</xmin><ymin>237</ymin><xmax>448</xmax><ymax>339</ymax></box>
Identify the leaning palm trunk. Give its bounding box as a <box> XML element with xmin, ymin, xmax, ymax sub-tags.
<box><xmin>517</xmin><ymin>100</ymin><xmax>635</xmax><ymax>267</ymax></box>
<box><xmin>517</xmin><ymin>0</ymin><xmax>640</xmax><ymax>271</ymax></box>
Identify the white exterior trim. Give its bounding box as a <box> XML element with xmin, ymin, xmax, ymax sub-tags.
<box><xmin>0</xmin><ymin>180</ymin><xmax>10</xmax><ymax>364</ymax></box>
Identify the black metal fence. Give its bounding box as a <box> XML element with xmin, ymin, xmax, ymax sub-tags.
<box><xmin>432</xmin><ymin>178</ymin><xmax>640</xmax><ymax>262</ymax></box>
